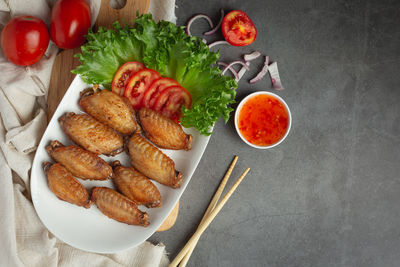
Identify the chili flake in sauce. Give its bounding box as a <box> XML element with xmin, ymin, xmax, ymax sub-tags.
<box><xmin>237</xmin><ymin>94</ymin><xmax>289</xmax><ymax>146</ymax></box>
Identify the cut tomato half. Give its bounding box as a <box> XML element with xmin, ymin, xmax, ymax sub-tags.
<box><xmin>222</xmin><ymin>10</ymin><xmax>257</xmax><ymax>46</ymax></box>
<box><xmin>153</xmin><ymin>86</ymin><xmax>192</xmax><ymax>120</ymax></box>
<box><xmin>142</xmin><ymin>77</ymin><xmax>179</xmax><ymax>108</ymax></box>
<box><xmin>124</xmin><ymin>69</ymin><xmax>161</xmax><ymax>109</ymax></box>
<box><xmin>111</xmin><ymin>61</ymin><xmax>144</xmax><ymax>95</ymax></box>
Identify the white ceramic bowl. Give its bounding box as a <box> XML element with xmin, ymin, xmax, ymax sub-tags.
<box><xmin>234</xmin><ymin>91</ymin><xmax>292</xmax><ymax>149</ymax></box>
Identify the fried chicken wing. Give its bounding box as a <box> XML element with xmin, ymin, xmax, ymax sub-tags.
<box><xmin>46</xmin><ymin>140</ymin><xmax>112</xmax><ymax>180</ymax></box>
<box><xmin>44</xmin><ymin>162</ymin><xmax>91</xmax><ymax>208</ymax></box>
<box><xmin>127</xmin><ymin>133</ymin><xmax>182</xmax><ymax>188</ymax></box>
<box><xmin>91</xmin><ymin>187</ymin><xmax>149</xmax><ymax>226</ymax></box>
<box><xmin>58</xmin><ymin>112</ymin><xmax>123</xmax><ymax>156</ymax></box>
<box><xmin>111</xmin><ymin>161</ymin><xmax>161</xmax><ymax>208</ymax></box>
<box><xmin>138</xmin><ymin>108</ymin><xmax>192</xmax><ymax>150</ymax></box>
<box><xmin>79</xmin><ymin>87</ymin><xmax>140</xmax><ymax>135</ymax></box>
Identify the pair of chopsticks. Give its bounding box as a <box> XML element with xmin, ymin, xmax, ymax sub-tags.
<box><xmin>170</xmin><ymin>156</ymin><xmax>250</xmax><ymax>267</ymax></box>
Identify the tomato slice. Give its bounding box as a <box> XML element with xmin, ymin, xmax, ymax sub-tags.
<box><xmin>153</xmin><ymin>86</ymin><xmax>192</xmax><ymax>120</ymax></box>
<box><xmin>161</xmin><ymin>92</ymin><xmax>188</xmax><ymax>119</ymax></box>
<box><xmin>124</xmin><ymin>69</ymin><xmax>161</xmax><ymax>109</ymax></box>
<box><xmin>222</xmin><ymin>10</ymin><xmax>257</xmax><ymax>46</ymax></box>
<box><xmin>142</xmin><ymin>77</ymin><xmax>179</xmax><ymax>108</ymax></box>
<box><xmin>111</xmin><ymin>62</ymin><xmax>144</xmax><ymax>95</ymax></box>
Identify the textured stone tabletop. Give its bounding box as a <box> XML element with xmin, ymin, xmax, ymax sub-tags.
<box><xmin>149</xmin><ymin>1</ymin><xmax>400</xmax><ymax>266</ymax></box>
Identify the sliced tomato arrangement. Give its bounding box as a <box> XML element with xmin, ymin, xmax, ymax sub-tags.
<box><xmin>111</xmin><ymin>62</ymin><xmax>192</xmax><ymax>122</ymax></box>
<box><xmin>222</xmin><ymin>10</ymin><xmax>257</xmax><ymax>46</ymax></box>
<box><xmin>124</xmin><ymin>69</ymin><xmax>161</xmax><ymax>109</ymax></box>
<box><xmin>153</xmin><ymin>86</ymin><xmax>192</xmax><ymax>121</ymax></box>
<box><xmin>112</xmin><ymin>62</ymin><xmax>145</xmax><ymax>95</ymax></box>
<box><xmin>142</xmin><ymin>77</ymin><xmax>179</xmax><ymax>108</ymax></box>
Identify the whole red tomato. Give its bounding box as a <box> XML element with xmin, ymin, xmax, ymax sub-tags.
<box><xmin>1</xmin><ymin>16</ymin><xmax>49</xmax><ymax>66</ymax></box>
<box><xmin>50</xmin><ymin>0</ymin><xmax>91</xmax><ymax>49</ymax></box>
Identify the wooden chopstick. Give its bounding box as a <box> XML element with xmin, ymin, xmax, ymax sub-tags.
<box><xmin>179</xmin><ymin>156</ymin><xmax>239</xmax><ymax>267</ymax></box>
<box><xmin>170</xmin><ymin>167</ymin><xmax>250</xmax><ymax>267</ymax></box>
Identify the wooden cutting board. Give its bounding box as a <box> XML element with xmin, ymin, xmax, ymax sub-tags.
<box><xmin>47</xmin><ymin>0</ymin><xmax>179</xmax><ymax>232</ymax></box>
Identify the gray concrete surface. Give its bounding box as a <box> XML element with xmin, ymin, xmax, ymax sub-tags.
<box><xmin>148</xmin><ymin>1</ymin><xmax>400</xmax><ymax>266</ymax></box>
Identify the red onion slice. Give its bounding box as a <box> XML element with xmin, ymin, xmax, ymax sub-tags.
<box><xmin>244</xmin><ymin>51</ymin><xmax>261</xmax><ymax>61</ymax></box>
<box><xmin>217</xmin><ymin>61</ymin><xmax>228</xmax><ymax>68</ymax></box>
<box><xmin>204</xmin><ymin>9</ymin><xmax>225</xmax><ymax>36</ymax></box>
<box><xmin>222</xmin><ymin>61</ymin><xmax>250</xmax><ymax>76</ymax></box>
<box><xmin>249</xmin><ymin>56</ymin><xmax>270</xmax><ymax>84</ymax></box>
<box><xmin>186</xmin><ymin>14</ymin><xmax>214</xmax><ymax>36</ymax></box>
<box><xmin>237</xmin><ymin>62</ymin><xmax>250</xmax><ymax>82</ymax></box>
<box><xmin>268</xmin><ymin>62</ymin><xmax>284</xmax><ymax>90</ymax></box>
<box><xmin>235</xmin><ymin>51</ymin><xmax>260</xmax><ymax>82</ymax></box>
<box><xmin>218</xmin><ymin>62</ymin><xmax>239</xmax><ymax>81</ymax></box>
<box><xmin>208</xmin><ymin>40</ymin><xmax>229</xmax><ymax>49</ymax></box>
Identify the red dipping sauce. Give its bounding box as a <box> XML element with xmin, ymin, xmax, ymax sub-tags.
<box><xmin>236</xmin><ymin>93</ymin><xmax>290</xmax><ymax>147</ymax></box>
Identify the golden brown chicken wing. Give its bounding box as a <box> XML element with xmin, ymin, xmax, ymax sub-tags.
<box><xmin>46</xmin><ymin>140</ymin><xmax>112</xmax><ymax>180</ymax></box>
<box><xmin>91</xmin><ymin>187</ymin><xmax>149</xmax><ymax>226</ymax></box>
<box><xmin>138</xmin><ymin>108</ymin><xmax>192</xmax><ymax>150</ymax></box>
<box><xmin>44</xmin><ymin>162</ymin><xmax>91</xmax><ymax>208</ymax></box>
<box><xmin>58</xmin><ymin>112</ymin><xmax>123</xmax><ymax>156</ymax></box>
<box><xmin>79</xmin><ymin>87</ymin><xmax>140</xmax><ymax>135</ymax></box>
<box><xmin>111</xmin><ymin>160</ymin><xmax>161</xmax><ymax>208</ymax></box>
<box><xmin>127</xmin><ymin>133</ymin><xmax>182</xmax><ymax>188</ymax></box>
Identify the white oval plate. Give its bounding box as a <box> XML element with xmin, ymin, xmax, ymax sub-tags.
<box><xmin>31</xmin><ymin>75</ymin><xmax>211</xmax><ymax>253</ymax></box>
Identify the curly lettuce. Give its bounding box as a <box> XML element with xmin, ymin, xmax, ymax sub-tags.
<box><xmin>73</xmin><ymin>14</ymin><xmax>237</xmax><ymax>135</ymax></box>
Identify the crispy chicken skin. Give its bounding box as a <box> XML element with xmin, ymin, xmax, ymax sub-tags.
<box><xmin>58</xmin><ymin>112</ymin><xmax>124</xmax><ymax>156</ymax></box>
<box><xmin>44</xmin><ymin>162</ymin><xmax>91</xmax><ymax>208</ymax></box>
<box><xmin>91</xmin><ymin>187</ymin><xmax>149</xmax><ymax>226</ymax></box>
<box><xmin>111</xmin><ymin>160</ymin><xmax>161</xmax><ymax>208</ymax></box>
<box><xmin>79</xmin><ymin>87</ymin><xmax>140</xmax><ymax>135</ymax></box>
<box><xmin>138</xmin><ymin>108</ymin><xmax>192</xmax><ymax>150</ymax></box>
<box><xmin>127</xmin><ymin>133</ymin><xmax>182</xmax><ymax>188</ymax></box>
<box><xmin>46</xmin><ymin>140</ymin><xmax>112</xmax><ymax>180</ymax></box>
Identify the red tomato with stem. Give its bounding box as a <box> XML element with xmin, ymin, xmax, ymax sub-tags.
<box><xmin>50</xmin><ymin>0</ymin><xmax>91</xmax><ymax>49</ymax></box>
<box><xmin>222</xmin><ymin>10</ymin><xmax>257</xmax><ymax>46</ymax></box>
<box><xmin>111</xmin><ymin>61</ymin><xmax>144</xmax><ymax>95</ymax></box>
<box><xmin>142</xmin><ymin>77</ymin><xmax>179</xmax><ymax>108</ymax></box>
<box><xmin>124</xmin><ymin>69</ymin><xmax>161</xmax><ymax>109</ymax></box>
<box><xmin>1</xmin><ymin>15</ymin><xmax>49</xmax><ymax>66</ymax></box>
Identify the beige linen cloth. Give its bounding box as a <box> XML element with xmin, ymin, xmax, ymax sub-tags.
<box><xmin>0</xmin><ymin>0</ymin><xmax>176</xmax><ymax>266</ymax></box>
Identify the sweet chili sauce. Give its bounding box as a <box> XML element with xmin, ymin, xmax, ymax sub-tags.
<box><xmin>237</xmin><ymin>94</ymin><xmax>289</xmax><ymax>146</ymax></box>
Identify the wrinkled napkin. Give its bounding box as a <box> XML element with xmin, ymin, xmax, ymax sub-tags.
<box><xmin>0</xmin><ymin>0</ymin><xmax>176</xmax><ymax>266</ymax></box>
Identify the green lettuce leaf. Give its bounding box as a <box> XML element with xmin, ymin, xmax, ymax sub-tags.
<box><xmin>73</xmin><ymin>14</ymin><xmax>237</xmax><ymax>135</ymax></box>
